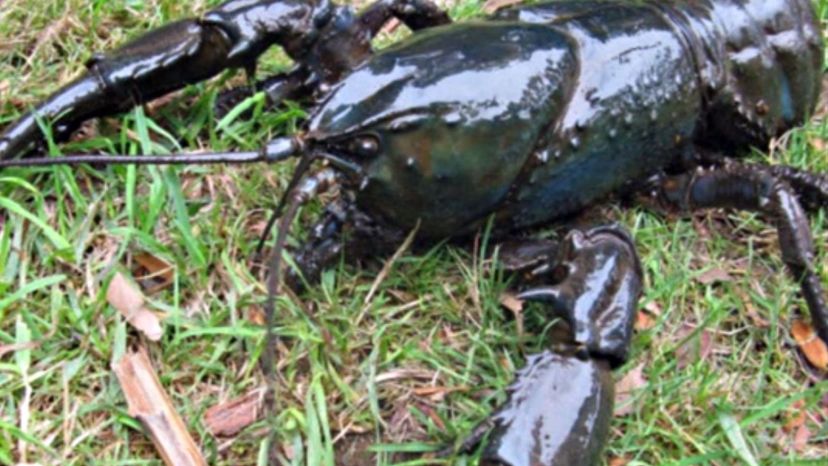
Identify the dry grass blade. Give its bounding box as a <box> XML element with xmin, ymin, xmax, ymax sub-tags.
<box><xmin>0</xmin><ymin>341</ymin><xmax>39</xmax><ymax>359</ymax></box>
<box><xmin>113</xmin><ymin>348</ymin><xmax>207</xmax><ymax>466</ymax></box>
<box><xmin>360</xmin><ymin>220</ymin><xmax>420</xmax><ymax>314</ymax></box>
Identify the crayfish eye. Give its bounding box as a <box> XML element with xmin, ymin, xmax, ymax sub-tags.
<box><xmin>349</xmin><ymin>135</ymin><xmax>380</xmax><ymax>157</ymax></box>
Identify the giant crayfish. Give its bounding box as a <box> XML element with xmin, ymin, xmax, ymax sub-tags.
<box><xmin>1</xmin><ymin>0</ymin><xmax>826</xmax><ymax>464</ymax></box>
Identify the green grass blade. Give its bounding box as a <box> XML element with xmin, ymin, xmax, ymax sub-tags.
<box><xmin>0</xmin><ymin>197</ymin><xmax>70</xmax><ymax>251</ymax></box>
<box><xmin>0</xmin><ymin>275</ymin><xmax>67</xmax><ymax>315</ymax></box>
<box><xmin>717</xmin><ymin>412</ymin><xmax>759</xmax><ymax>466</ymax></box>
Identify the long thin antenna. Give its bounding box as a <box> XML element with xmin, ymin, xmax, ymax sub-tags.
<box><xmin>255</xmin><ymin>153</ymin><xmax>316</xmax><ymax>256</ymax></box>
<box><xmin>260</xmin><ymin>168</ymin><xmax>337</xmax><ymax>464</ymax></box>
<box><xmin>0</xmin><ymin>137</ymin><xmax>303</xmax><ymax>168</ymax></box>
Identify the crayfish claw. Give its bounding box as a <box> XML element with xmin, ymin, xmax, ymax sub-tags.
<box><xmin>458</xmin><ymin>350</ymin><xmax>614</xmax><ymax>466</ymax></box>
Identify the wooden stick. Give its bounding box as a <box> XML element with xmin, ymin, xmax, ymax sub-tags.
<box><xmin>113</xmin><ymin>348</ymin><xmax>207</xmax><ymax>466</ymax></box>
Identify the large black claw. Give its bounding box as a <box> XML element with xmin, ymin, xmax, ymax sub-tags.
<box><xmin>0</xmin><ymin>0</ymin><xmax>335</xmax><ymax>161</ymax></box>
<box><xmin>519</xmin><ymin>227</ymin><xmax>642</xmax><ymax>367</ymax></box>
<box><xmin>480</xmin><ymin>351</ymin><xmax>614</xmax><ymax>466</ymax></box>
<box><xmin>453</xmin><ymin>226</ymin><xmax>642</xmax><ymax>465</ymax></box>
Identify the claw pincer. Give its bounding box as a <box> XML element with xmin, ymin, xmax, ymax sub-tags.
<box><xmin>0</xmin><ymin>0</ymin><xmax>339</xmax><ymax>159</ymax></box>
<box><xmin>462</xmin><ymin>228</ymin><xmax>641</xmax><ymax>465</ymax></box>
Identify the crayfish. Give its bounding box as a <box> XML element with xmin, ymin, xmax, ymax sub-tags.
<box><xmin>1</xmin><ymin>0</ymin><xmax>826</xmax><ymax>464</ymax></box>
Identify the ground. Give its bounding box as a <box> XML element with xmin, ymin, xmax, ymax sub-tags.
<box><xmin>0</xmin><ymin>0</ymin><xmax>827</xmax><ymax>465</ymax></box>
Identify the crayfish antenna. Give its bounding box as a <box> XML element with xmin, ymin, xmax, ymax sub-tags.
<box><xmin>255</xmin><ymin>153</ymin><xmax>317</xmax><ymax>257</ymax></box>
<box><xmin>0</xmin><ymin>136</ymin><xmax>302</xmax><ymax>169</ymax></box>
<box><xmin>260</xmin><ymin>168</ymin><xmax>338</xmax><ymax>462</ymax></box>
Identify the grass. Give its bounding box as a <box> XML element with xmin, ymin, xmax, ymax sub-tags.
<box><xmin>0</xmin><ymin>0</ymin><xmax>827</xmax><ymax>464</ymax></box>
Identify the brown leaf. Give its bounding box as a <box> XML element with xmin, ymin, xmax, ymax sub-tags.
<box><xmin>134</xmin><ymin>253</ymin><xmax>175</xmax><ymax>291</ymax></box>
<box><xmin>635</xmin><ymin>311</ymin><xmax>655</xmax><ymax>331</ymax></box>
<box><xmin>793</xmin><ymin>424</ymin><xmax>812</xmax><ymax>453</ymax></box>
<box><xmin>204</xmin><ymin>388</ymin><xmax>265</xmax><ymax>437</ymax></box>
<box><xmin>107</xmin><ymin>272</ymin><xmax>163</xmax><ymax>341</ymax></box>
<box><xmin>784</xmin><ymin>400</ymin><xmax>807</xmax><ymax>433</ymax></box>
<box><xmin>500</xmin><ymin>293</ymin><xmax>524</xmax><ymax>337</ymax></box>
<box><xmin>614</xmin><ymin>363</ymin><xmax>647</xmax><ymax>417</ymax></box>
<box><xmin>676</xmin><ymin>326</ymin><xmax>714</xmax><ymax>369</ymax></box>
<box><xmin>791</xmin><ymin>320</ymin><xmax>828</xmax><ymax>370</ymax></box>
<box><xmin>483</xmin><ymin>0</ymin><xmax>522</xmax><ymax>14</ymax></box>
<box><xmin>418</xmin><ymin>403</ymin><xmax>447</xmax><ymax>431</ymax></box>
<box><xmin>246</xmin><ymin>306</ymin><xmax>266</xmax><ymax>326</ymax></box>
<box><xmin>388</xmin><ymin>289</ymin><xmax>416</xmax><ymax>303</ymax></box>
<box><xmin>608</xmin><ymin>457</ymin><xmax>630</xmax><ymax>466</ymax></box>
<box><xmin>695</xmin><ymin>267</ymin><xmax>733</xmax><ymax>285</ymax></box>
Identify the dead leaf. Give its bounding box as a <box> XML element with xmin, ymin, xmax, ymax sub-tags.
<box><xmin>500</xmin><ymin>293</ymin><xmax>524</xmax><ymax>337</ymax></box>
<box><xmin>676</xmin><ymin>327</ymin><xmax>714</xmax><ymax>369</ymax></box>
<box><xmin>793</xmin><ymin>424</ymin><xmax>812</xmax><ymax>452</ymax></box>
<box><xmin>134</xmin><ymin>253</ymin><xmax>175</xmax><ymax>292</ymax></box>
<box><xmin>791</xmin><ymin>320</ymin><xmax>828</xmax><ymax>370</ymax></box>
<box><xmin>204</xmin><ymin>388</ymin><xmax>265</xmax><ymax>437</ymax></box>
<box><xmin>246</xmin><ymin>306</ymin><xmax>266</xmax><ymax>326</ymax></box>
<box><xmin>107</xmin><ymin>272</ymin><xmax>163</xmax><ymax>341</ymax></box>
<box><xmin>614</xmin><ymin>363</ymin><xmax>647</xmax><ymax>417</ymax></box>
<box><xmin>113</xmin><ymin>348</ymin><xmax>206</xmax><ymax>466</ymax></box>
<box><xmin>635</xmin><ymin>311</ymin><xmax>655</xmax><ymax>331</ymax></box>
<box><xmin>412</xmin><ymin>386</ymin><xmax>468</xmax><ymax>402</ymax></box>
<box><xmin>608</xmin><ymin>457</ymin><xmax>630</xmax><ymax>466</ymax></box>
<box><xmin>388</xmin><ymin>289</ymin><xmax>416</xmax><ymax>303</ymax></box>
<box><xmin>483</xmin><ymin>0</ymin><xmax>522</xmax><ymax>14</ymax></box>
<box><xmin>419</xmin><ymin>403</ymin><xmax>447</xmax><ymax>431</ymax></box>
<box><xmin>784</xmin><ymin>400</ymin><xmax>807</xmax><ymax>433</ymax></box>
<box><xmin>695</xmin><ymin>267</ymin><xmax>733</xmax><ymax>285</ymax></box>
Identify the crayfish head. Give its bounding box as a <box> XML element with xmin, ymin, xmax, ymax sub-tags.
<box><xmin>306</xmin><ymin>23</ymin><xmax>578</xmax><ymax>238</ymax></box>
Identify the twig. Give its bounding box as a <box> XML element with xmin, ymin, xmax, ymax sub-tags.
<box><xmin>113</xmin><ymin>348</ymin><xmax>207</xmax><ymax>466</ymax></box>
